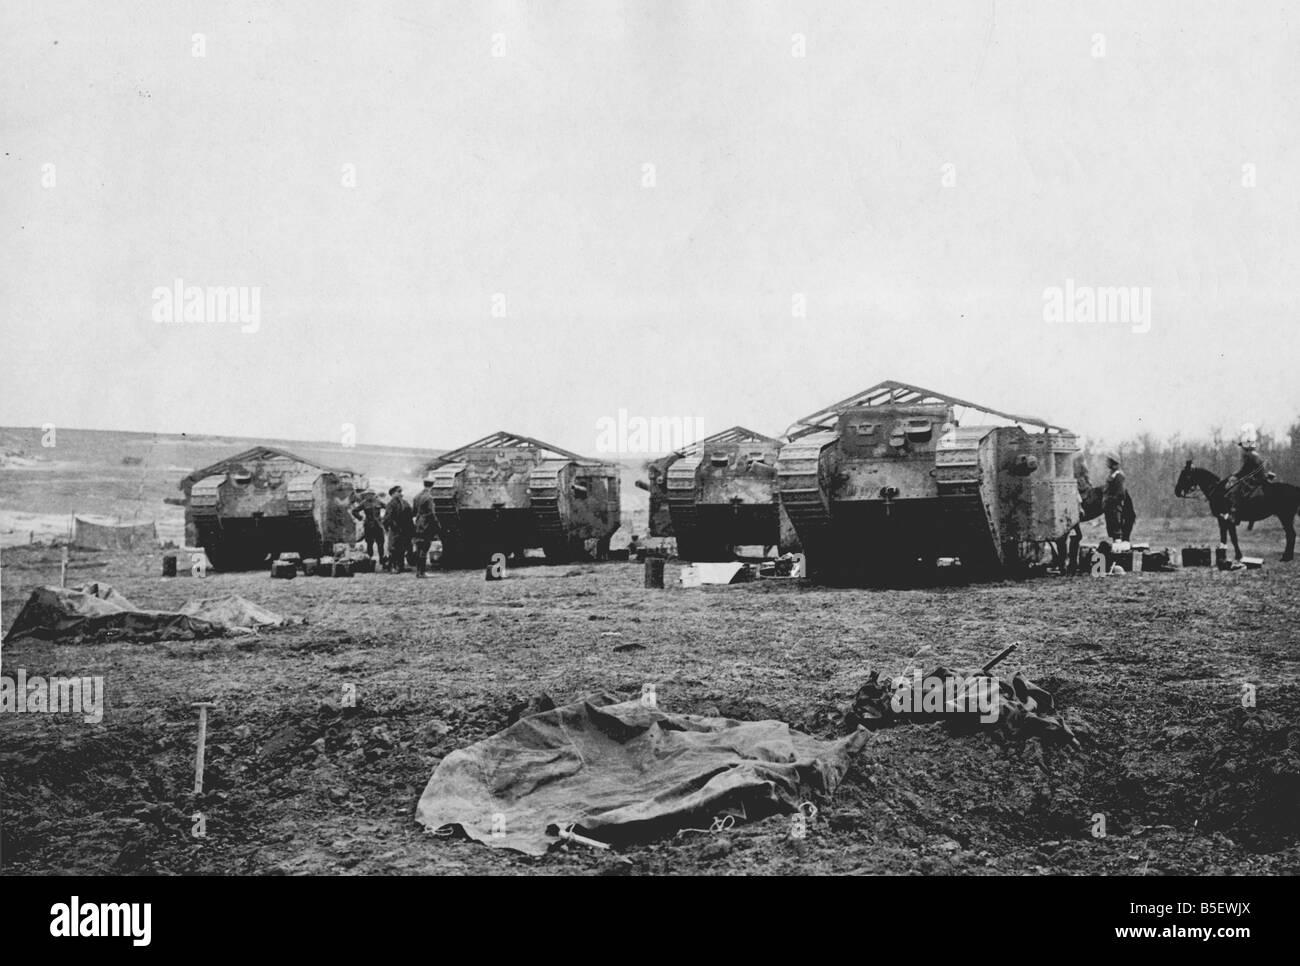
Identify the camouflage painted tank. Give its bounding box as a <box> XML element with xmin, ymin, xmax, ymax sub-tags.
<box><xmin>177</xmin><ymin>446</ymin><xmax>363</xmax><ymax>570</ymax></box>
<box><xmin>638</xmin><ymin>427</ymin><xmax>797</xmax><ymax>560</ymax></box>
<box><xmin>776</xmin><ymin>381</ymin><xmax>1080</xmax><ymax>581</ymax></box>
<box><xmin>423</xmin><ymin>431</ymin><xmax>620</xmax><ymax>566</ymax></box>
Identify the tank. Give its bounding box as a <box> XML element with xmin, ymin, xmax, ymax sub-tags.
<box><xmin>423</xmin><ymin>431</ymin><xmax>621</xmax><ymax>565</ymax></box>
<box><xmin>638</xmin><ymin>427</ymin><xmax>797</xmax><ymax>560</ymax></box>
<box><xmin>177</xmin><ymin>446</ymin><xmax>363</xmax><ymax>570</ymax></box>
<box><xmin>776</xmin><ymin>381</ymin><xmax>1080</xmax><ymax>581</ymax></box>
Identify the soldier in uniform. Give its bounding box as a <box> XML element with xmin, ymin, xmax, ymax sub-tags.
<box><xmin>1225</xmin><ymin>424</ymin><xmax>1270</xmax><ymax>523</ymax></box>
<box><xmin>411</xmin><ymin>478</ymin><xmax>438</xmax><ymax>578</ymax></box>
<box><xmin>1102</xmin><ymin>453</ymin><xmax>1128</xmax><ymax>541</ymax></box>
<box><xmin>382</xmin><ymin>485</ymin><xmax>413</xmax><ymax>573</ymax></box>
<box><xmin>351</xmin><ymin>489</ymin><xmax>386</xmax><ymax>567</ymax></box>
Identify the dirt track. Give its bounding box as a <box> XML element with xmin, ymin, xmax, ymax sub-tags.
<box><xmin>2</xmin><ymin>519</ymin><xmax>1297</xmax><ymax>875</ymax></box>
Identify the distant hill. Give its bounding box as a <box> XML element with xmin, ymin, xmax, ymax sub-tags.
<box><xmin>0</xmin><ymin>427</ymin><xmax>652</xmax><ymax>547</ymax></box>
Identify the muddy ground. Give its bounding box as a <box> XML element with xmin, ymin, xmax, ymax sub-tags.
<box><xmin>2</xmin><ymin>519</ymin><xmax>1297</xmax><ymax>875</ymax></box>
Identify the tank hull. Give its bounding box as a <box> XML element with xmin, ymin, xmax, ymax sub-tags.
<box><xmin>777</xmin><ymin>386</ymin><xmax>1080</xmax><ymax>582</ymax></box>
<box><xmin>426</xmin><ymin>434</ymin><xmax>621</xmax><ymax>567</ymax></box>
<box><xmin>179</xmin><ymin>448</ymin><xmax>361</xmax><ymax>570</ymax></box>
<box><xmin>655</xmin><ymin>428</ymin><xmax>797</xmax><ymax>560</ymax></box>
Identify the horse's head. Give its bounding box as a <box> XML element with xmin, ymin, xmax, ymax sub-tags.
<box><xmin>1174</xmin><ymin>459</ymin><xmax>1197</xmax><ymax>498</ymax></box>
<box><xmin>1073</xmin><ymin>456</ymin><xmax>1092</xmax><ymax>494</ymax></box>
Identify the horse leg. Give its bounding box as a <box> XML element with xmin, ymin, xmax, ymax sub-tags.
<box><xmin>1068</xmin><ymin>526</ymin><xmax>1081</xmax><ymax>575</ymax></box>
<box><xmin>1228</xmin><ymin>522</ymin><xmax>1242</xmax><ymax>560</ymax></box>
<box><xmin>1281</xmin><ymin>512</ymin><xmax>1296</xmax><ymax>562</ymax></box>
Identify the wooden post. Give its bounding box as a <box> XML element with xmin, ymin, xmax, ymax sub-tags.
<box><xmin>192</xmin><ymin>702</ymin><xmax>217</xmax><ymax>794</ymax></box>
<box><xmin>60</xmin><ymin>545</ymin><xmax>68</xmax><ymax>588</ymax></box>
<box><xmin>980</xmin><ymin>643</ymin><xmax>1019</xmax><ymax>674</ymax></box>
<box><xmin>644</xmin><ymin>556</ymin><xmax>665</xmax><ymax>588</ymax></box>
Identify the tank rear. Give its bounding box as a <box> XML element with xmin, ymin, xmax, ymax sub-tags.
<box><xmin>182</xmin><ymin>449</ymin><xmax>360</xmax><ymax>569</ymax></box>
<box><xmin>427</xmin><ymin>433</ymin><xmax>620</xmax><ymax>565</ymax></box>
<box><xmin>668</xmin><ymin>434</ymin><xmax>789</xmax><ymax>560</ymax></box>
<box><xmin>428</xmin><ymin>446</ymin><xmax>535</xmax><ymax>563</ymax></box>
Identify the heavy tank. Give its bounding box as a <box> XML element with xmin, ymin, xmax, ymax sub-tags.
<box><xmin>776</xmin><ymin>381</ymin><xmax>1080</xmax><ymax>581</ymax></box>
<box><xmin>637</xmin><ymin>427</ymin><xmax>797</xmax><ymax>560</ymax></box>
<box><xmin>423</xmin><ymin>431</ymin><xmax>620</xmax><ymax>566</ymax></box>
<box><xmin>177</xmin><ymin>446</ymin><xmax>363</xmax><ymax>570</ymax></box>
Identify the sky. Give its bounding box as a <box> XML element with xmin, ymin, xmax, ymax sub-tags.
<box><xmin>2</xmin><ymin>0</ymin><xmax>1298</xmax><ymax>456</ymax></box>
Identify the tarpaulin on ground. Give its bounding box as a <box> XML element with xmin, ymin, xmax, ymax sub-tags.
<box><xmin>2</xmin><ymin>584</ymin><xmax>291</xmax><ymax>644</ymax></box>
<box><xmin>178</xmin><ymin>595</ymin><xmax>297</xmax><ymax>629</ymax></box>
<box><xmin>72</xmin><ymin>516</ymin><xmax>158</xmax><ymax>551</ymax></box>
<box><xmin>415</xmin><ymin>692</ymin><xmax>867</xmax><ymax>855</ymax></box>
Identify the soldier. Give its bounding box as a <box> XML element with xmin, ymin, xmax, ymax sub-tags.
<box><xmin>351</xmin><ymin>489</ymin><xmax>386</xmax><ymax>567</ymax></box>
<box><xmin>382</xmin><ymin>485</ymin><xmax>413</xmax><ymax>573</ymax></box>
<box><xmin>1225</xmin><ymin>424</ymin><xmax>1270</xmax><ymax>523</ymax></box>
<box><xmin>411</xmin><ymin>478</ymin><xmax>438</xmax><ymax>578</ymax></box>
<box><xmin>1102</xmin><ymin>453</ymin><xmax>1128</xmax><ymax>541</ymax></box>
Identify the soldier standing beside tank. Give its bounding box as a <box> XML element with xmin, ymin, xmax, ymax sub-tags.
<box><xmin>1102</xmin><ymin>453</ymin><xmax>1128</xmax><ymax>541</ymax></box>
<box><xmin>351</xmin><ymin>489</ymin><xmax>387</xmax><ymax>567</ymax></box>
<box><xmin>383</xmin><ymin>485</ymin><xmax>413</xmax><ymax>573</ymax></box>
<box><xmin>411</xmin><ymin>478</ymin><xmax>438</xmax><ymax>578</ymax></box>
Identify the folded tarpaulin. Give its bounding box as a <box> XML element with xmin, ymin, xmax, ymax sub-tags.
<box><xmin>415</xmin><ymin>692</ymin><xmax>867</xmax><ymax>855</ymax></box>
<box><xmin>178</xmin><ymin>595</ymin><xmax>299</xmax><ymax>629</ymax></box>
<box><xmin>2</xmin><ymin>584</ymin><xmax>291</xmax><ymax>643</ymax></box>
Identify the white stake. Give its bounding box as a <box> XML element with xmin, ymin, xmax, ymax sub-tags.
<box><xmin>192</xmin><ymin>702</ymin><xmax>216</xmax><ymax>794</ymax></box>
<box><xmin>557</xmin><ymin>825</ymin><xmax>610</xmax><ymax>850</ymax></box>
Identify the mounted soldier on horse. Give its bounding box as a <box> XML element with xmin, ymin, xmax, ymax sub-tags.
<box><xmin>1175</xmin><ymin>424</ymin><xmax>1298</xmax><ymax>562</ymax></box>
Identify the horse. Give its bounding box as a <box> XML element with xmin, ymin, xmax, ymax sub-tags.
<box><xmin>1174</xmin><ymin>460</ymin><xmax>1298</xmax><ymax>561</ymax></box>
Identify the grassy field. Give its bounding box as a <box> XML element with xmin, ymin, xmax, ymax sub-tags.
<box><xmin>1</xmin><ymin>513</ymin><xmax>1297</xmax><ymax>875</ymax></box>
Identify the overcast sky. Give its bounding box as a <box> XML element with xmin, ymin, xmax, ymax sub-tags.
<box><xmin>2</xmin><ymin>0</ymin><xmax>1298</xmax><ymax>455</ymax></box>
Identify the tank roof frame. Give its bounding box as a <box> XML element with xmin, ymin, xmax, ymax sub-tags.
<box><xmin>785</xmin><ymin>379</ymin><xmax>1069</xmax><ymax>438</ymax></box>
<box><xmin>662</xmin><ymin>425</ymin><xmax>783</xmax><ymax>460</ymax></box>
<box><xmin>424</xmin><ymin>430</ymin><xmax>606</xmax><ymax>472</ymax></box>
<box><xmin>179</xmin><ymin>446</ymin><xmax>357</xmax><ymax>489</ymax></box>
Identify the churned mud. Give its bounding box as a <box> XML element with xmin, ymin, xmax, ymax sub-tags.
<box><xmin>2</xmin><ymin>517</ymin><xmax>1297</xmax><ymax>875</ymax></box>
